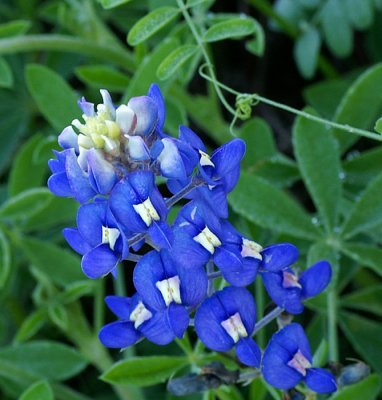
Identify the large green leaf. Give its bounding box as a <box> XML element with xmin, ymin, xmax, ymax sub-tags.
<box><xmin>0</xmin><ymin>228</ymin><xmax>11</xmax><ymax>288</ymax></box>
<box><xmin>341</xmin><ymin>286</ymin><xmax>382</xmax><ymax>317</ymax></box>
<box><xmin>26</xmin><ymin>64</ymin><xmax>80</xmax><ymax>131</ymax></box>
<box><xmin>0</xmin><ymin>341</ymin><xmax>87</xmax><ymax>380</ymax></box>
<box><xmin>293</xmin><ymin>108</ymin><xmax>341</xmax><ymax>232</ymax></box>
<box><xmin>332</xmin><ymin>63</ymin><xmax>382</xmax><ymax>152</ymax></box>
<box><xmin>0</xmin><ymin>20</ymin><xmax>31</xmax><ymax>38</ymax></box>
<box><xmin>341</xmin><ymin>172</ymin><xmax>382</xmax><ymax>239</ymax></box>
<box><xmin>0</xmin><ymin>188</ymin><xmax>52</xmax><ymax>223</ymax></box>
<box><xmin>340</xmin><ymin>312</ymin><xmax>382</xmax><ymax>372</ymax></box>
<box><xmin>340</xmin><ymin>242</ymin><xmax>382</xmax><ymax>277</ymax></box>
<box><xmin>18</xmin><ymin>237</ymin><xmax>84</xmax><ymax>286</ymax></box>
<box><xmin>329</xmin><ymin>374</ymin><xmax>381</xmax><ymax>400</ymax></box>
<box><xmin>20</xmin><ymin>380</ymin><xmax>54</xmax><ymax>400</ymax></box>
<box><xmin>127</xmin><ymin>7</ymin><xmax>179</xmax><ymax>46</ymax></box>
<box><xmin>228</xmin><ymin>172</ymin><xmax>321</xmax><ymax>240</ymax></box>
<box><xmin>102</xmin><ymin>356</ymin><xmax>187</xmax><ymax>386</ymax></box>
<box><xmin>157</xmin><ymin>45</ymin><xmax>199</xmax><ymax>80</ymax></box>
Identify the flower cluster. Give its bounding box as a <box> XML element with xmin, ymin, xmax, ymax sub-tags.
<box><xmin>48</xmin><ymin>84</ymin><xmax>336</xmax><ymax>394</ymax></box>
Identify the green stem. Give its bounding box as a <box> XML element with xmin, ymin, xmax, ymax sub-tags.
<box><xmin>94</xmin><ymin>279</ymin><xmax>105</xmax><ymax>334</ymax></box>
<box><xmin>327</xmin><ymin>290</ymin><xmax>339</xmax><ymax>362</ymax></box>
<box><xmin>199</xmin><ymin>68</ymin><xmax>382</xmax><ymax>142</ymax></box>
<box><xmin>177</xmin><ymin>0</ymin><xmax>237</xmax><ymax>117</ymax></box>
<box><xmin>0</xmin><ymin>35</ymin><xmax>135</xmax><ymax>72</ymax></box>
<box><xmin>248</xmin><ymin>0</ymin><xmax>338</xmax><ymax>78</ymax></box>
<box><xmin>255</xmin><ymin>278</ymin><xmax>265</xmax><ymax>348</ymax></box>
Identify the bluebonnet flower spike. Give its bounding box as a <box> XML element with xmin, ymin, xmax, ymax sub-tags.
<box><xmin>262</xmin><ymin>323</ymin><xmax>337</xmax><ymax>393</ymax></box>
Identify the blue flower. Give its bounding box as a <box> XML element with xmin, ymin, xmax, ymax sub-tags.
<box><xmin>63</xmin><ymin>199</ymin><xmax>129</xmax><ymax>278</ymax></box>
<box><xmin>109</xmin><ymin>170</ymin><xmax>173</xmax><ymax>249</ymax></box>
<box><xmin>194</xmin><ymin>286</ymin><xmax>261</xmax><ymax>367</ymax></box>
<box><xmin>262</xmin><ymin>323</ymin><xmax>337</xmax><ymax>393</ymax></box>
<box><xmin>259</xmin><ymin>244</ymin><xmax>332</xmax><ymax>313</ymax></box>
<box><xmin>99</xmin><ymin>293</ymin><xmax>183</xmax><ymax>348</ymax></box>
<box><xmin>133</xmin><ymin>249</ymin><xmax>207</xmax><ymax>339</ymax></box>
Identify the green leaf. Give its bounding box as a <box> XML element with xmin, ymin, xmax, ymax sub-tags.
<box><xmin>312</xmin><ymin>339</ymin><xmax>328</xmax><ymax>367</ymax></box>
<box><xmin>341</xmin><ymin>172</ymin><xmax>382</xmax><ymax>238</ymax></box>
<box><xmin>102</xmin><ymin>356</ymin><xmax>187</xmax><ymax>386</ymax></box>
<box><xmin>341</xmin><ymin>286</ymin><xmax>382</xmax><ymax>317</ymax></box>
<box><xmin>0</xmin><ymin>229</ymin><xmax>11</xmax><ymax>288</ymax></box>
<box><xmin>127</xmin><ymin>7</ymin><xmax>179</xmax><ymax>46</ymax></box>
<box><xmin>293</xmin><ymin>107</ymin><xmax>341</xmax><ymax>231</ymax></box>
<box><xmin>0</xmin><ymin>20</ymin><xmax>31</xmax><ymax>38</ymax></box>
<box><xmin>342</xmin><ymin>146</ymin><xmax>382</xmax><ymax>189</ymax></box>
<box><xmin>374</xmin><ymin>116</ymin><xmax>382</xmax><ymax>133</ymax></box>
<box><xmin>8</xmin><ymin>134</ymin><xmax>49</xmax><ymax>196</ymax></box>
<box><xmin>14</xmin><ymin>309</ymin><xmax>47</xmax><ymax>343</ymax></box>
<box><xmin>18</xmin><ymin>237</ymin><xmax>84</xmax><ymax>286</ymax></box>
<box><xmin>20</xmin><ymin>380</ymin><xmax>54</xmax><ymax>400</ymax></box>
<box><xmin>329</xmin><ymin>374</ymin><xmax>381</xmax><ymax>400</ymax></box>
<box><xmin>0</xmin><ymin>341</ymin><xmax>87</xmax><ymax>380</ymax></box>
<box><xmin>0</xmin><ymin>57</ymin><xmax>13</xmax><ymax>88</ymax></box>
<box><xmin>48</xmin><ymin>304</ymin><xmax>69</xmax><ymax>331</ymax></box>
<box><xmin>321</xmin><ymin>0</ymin><xmax>353</xmax><ymax>58</ymax></box>
<box><xmin>294</xmin><ymin>27</ymin><xmax>320</xmax><ymax>79</ymax></box>
<box><xmin>340</xmin><ymin>312</ymin><xmax>382</xmax><ymax>372</ymax></box>
<box><xmin>344</xmin><ymin>0</ymin><xmax>373</xmax><ymax>30</ymax></box>
<box><xmin>228</xmin><ymin>172</ymin><xmax>321</xmax><ymax>240</ymax></box>
<box><xmin>245</xmin><ymin>20</ymin><xmax>265</xmax><ymax>56</ymax></box>
<box><xmin>157</xmin><ymin>45</ymin><xmax>199</xmax><ymax>80</ymax></box>
<box><xmin>0</xmin><ymin>188</ymin><xmax>52</xmax><ymax>223</ymax></box>
<box><xmin>97</xmin><ymin>0</ymin><xmax>132</xmax><ymax>9</ymax></box>
<box><xmin>203</xmin><ymin>17</ymin><xmax>257</xmax><ymax>42</ymax></box>
<box><xmin>61</xmin><ymin>281</ymin><xmax>96</xmax><ymax>303</ymax></box>
<box><xmin>126</xmin><ymin>38</ymin><xmax>178</xmax><ymax>98</ymax></box>
<box><xmin>26</xmin><ymin>64</ymin><xmax>80</xmax><ymax>131</ymax></box>
<box><xmin>340</xmin><ymin>242</ymin><xmax>382</xmax><ymax>277</ymax></box>
<box><xmin>332</xmin><ymin>64</ymin><xmax>382</xmax><ymax>152</ymax></box>
<box><xmin>75</xmin><ymin>65</ymin><xmax>130</xmax><ymax>92</ymax></box>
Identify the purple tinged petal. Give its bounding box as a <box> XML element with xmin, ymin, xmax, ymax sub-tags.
<box><xmin>305</xmin><ymin>368</ymin><xmax>337</xmax><ymax>393</ymax></box>
<box><xmin>99</xmin><ymin>321</ymin><xmax>141</xmax><ymax>348</ymax></box>
<box><xmin>87</xmin><ymin>149</ymin><xmax>117</xmax><ymax>194</ymax></box>
<box><xmin>62</xmin><ymin>228</ymin><xmax>92</xmax><ymax>256</ymax></box>
<box><xmin>299</xmin><ymin>261</ymin><xmax>332</xmax><ymax>299</ymax></box>
<box><xmin>156</xmin><ymin>138</ymin><xmax>187</xmax><ymax>180</ymax></box>
<box><xmin>128</xmin><ymin>96</ymin><xmax>157</xmax><ymax>136</ymax></box>
<box><xmin>167</xmin><ymin>303</ymin><xmax>189</xmax><ymax>338</ymax></box>
<box><xmin>260</xmin><ymin>243</ymin><xmax>299</xmax><ymax>272</ymax></box>
<box><xmin>236</xmin><ymin>337</ymin><xmax>261</xmax><ymax>367</ymax></box>
<box><xmin>105</xmin><ymin>295</ymin><xmax>131</xmax><ymax>319</ymax></box>
<box><xmin>211</xmin><ymin>139</ymin><xmax>246</xmax><ymax>177</ymax></box>
<box><xmin>116</xmin><ymin>104</ymin><xmax>135</xmax><ymax>134</ymax></box>
<box><xmin>78</xmin><ymin>97</ymin><xmax>95</xmax><ymax>117</ymax></box>
<box><xmin>126</xmin><ymin>135</ymin><xmax>150</xmax><ymax>161</ymax></box>
<box><xmin>82</xmin><ymin>243</ymin><xmax>119</xmax><ymax>279</ymax></box>
<box><xmin>148</xmin><ymin>83</ymin><xmax>166</xmax><ymax>130</ymax></box>
<box><xmin>179</xmin><ymin>125</ymin><xmax>206</xmax><ymax>152</ymax></box>
<box><xmin>58</xmin><ymin>126</ymin><xmax>79</xmax><ymax>151</ymax></box>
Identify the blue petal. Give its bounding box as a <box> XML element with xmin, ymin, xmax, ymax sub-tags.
<box><xmin>236</xmin><ymin>337</ymin><xmax>261</xmax><ymax>367</ymax></box>
<box><xmin>77</xmin><ymin>202</ymin><xmax>105</xmax><ymax>246</ymax></box>
<box><xmin>194</xmin><ymin>186</ymin><xmax>228</xmax><ymax>219</ymax></box>
<box><xmin>216</xmin><ymin>286</ymin><xmax>256</xmax><ymax>335</ymax></box>
<box><xmin>262</xmin><ymin>339</ymin><xmax>302</xmax><ymax>390</ymax></box>
<box><xmin>62</xmin><ymin>228</ymin><xmax>92</xmax><ymax>256</ymax></box>
<box><xmin>261</xmin><ymin>271</ymin><xmax>304</xmax><ymax>314</ymax></box>
<box><xmin>48</xmin><ymin>172</ymin><xmax>73</xmax><ymax>197</ymax></box>
<box><xmin>78</xmin><ymin>97</ymin><xmax>94</xmax><ymax>117</ymax></box>
<box><xmin>156</xmin><ymin>138</ymin><xmax>187</xmax><ymax>180</ymax></box>
<box><xmin>82</xmin><ymin>244</ymin><xmax>119</xmax><ymax>279</ymax></box>
<box><xmin>305</xmin><ymin>368</ymin><xmax>337</xmax><ymax>393</ymax></box>
<box><xmin>148</xmin><ymin>221</ymin><xmax>173</xmax><ymax>249</ymax></box>
<box><xmin>133</xmin><ymin>250</ymin><xmax>167</xmax><ymax>310</ymax></box>
<box><xmin>221</xmin><ymin>163</ymin><xmax>240</xmax><ymax>193</ymax></box>
<box><xmin>300</xmin><ymin>261</ymin><xmax>332</xmax><ymax>299</ymax></box>
<box><xmin>139</xmin><ymin>311</ymin><xmax>175</xmax><ymax>345</ymax></box>
<box><xmin>148</xmin><ymin>83</ymin><xmax>166</xmax><ymax>130</ymax></box>
<box><xmin>99</xmin><ymin>321</ymin><xmax>141</xmax><ymax>348</ymax></box>
<box><xmin>126</xmin><ymin>135</ymin><xmax>150</xmax><ymax>161</ymax></box>
<box><xmin>175</xmin><ymin>140</ymin><xmax>199</xmax><ymax>175</ymax></box>
<box><xmin>58</xmin><ymin>126</ymin><xmax>79</xmax><ymax>151</ymax></box>
<box><xmin>260</xmin><ymin>243</ymin><xmax>299</xmax><ymax>272</ymax></box>
<box><xmin>179</xmin><ymin>125</ymin><xmax>206</xmax><ymax>152</ymax></box>
<box><xmin>128</xmin><ymin>170</ymin><xmax>155</xmax><ymax>201</ymax></box>
<box><xmin>128</xmin><ymin>96</ymin><xmax>157</xmax><ymax>136</ymax></box>
<box><xmin>194</xmin><ymin>295</ymin><xmax>234</xmax><ymax>352</ymax></box>
<box><xmin>105</xmin><ymin>295</ymin><xmax>131</xmax><ymax>319</ymax></box>
<box><xmin>167</xmin><ymin>303</ymin><xmax>189</xmax><ymax>338</ymax></box>
<box><xmin>87</xmin><ymin>149</ymin><xmax>117</xmax><ymax>194</ymax></box>
<box><xmin>211</xmin><ymin>139</ymin><xmax>246</xmax><ymax>178</ymax></box>
<box><xmin>178</xmin><ymin>265</ymin><xmax>208</xmax><ymax>307</ymax></box>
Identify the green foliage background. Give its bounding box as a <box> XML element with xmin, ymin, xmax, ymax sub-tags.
<box><xmin>0</xmin><ymin>0</ymin><xmax>381</xmax><ymax>399</ymax></box>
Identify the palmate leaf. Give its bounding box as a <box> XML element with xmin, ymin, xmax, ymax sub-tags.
<box><xmin>293</xmin><ymin>107</ymin><xmax>342</xmax><ymax>232</ymax></box>
<box><xmin>102</xmin><ymin>356</ymin><xmax>188</xmax><ymax>386</ymax></box>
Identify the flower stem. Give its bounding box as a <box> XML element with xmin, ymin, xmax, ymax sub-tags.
<box><xmin>252</xmin><ymin>306</ymin><xmax>284</xmax><ymax>336</ymax></box>
<box><xmin>327</xmin><ymin>289</ymin><xmax>339</xmax><ymax>362</ymax></box>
